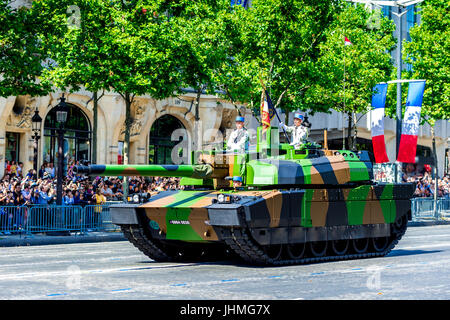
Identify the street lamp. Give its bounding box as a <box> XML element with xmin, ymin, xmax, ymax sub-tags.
<box><xmin>53</xmin><ymin>94</ymin><xmax>68</xmax><ymax>206</ymax></box>
<box><xmin>31</xmin><ymin>108</ymin><xmax>42</xmax><ymax>173</ymax></box>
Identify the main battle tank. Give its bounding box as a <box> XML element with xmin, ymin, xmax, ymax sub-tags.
<box><xmin>74</xmin><ymin>126</ymin><xmax>414</xmax><ymax>265</ymax></box>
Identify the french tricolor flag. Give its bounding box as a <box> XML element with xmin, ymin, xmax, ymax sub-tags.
<box><xmin>397</xmin><ymin>80</ymin><xmax>426</xmax><ymax>163</ymax></box>
<box><xmin>370</xmin><ymin>83</ymin><xmax>389</xmax><ymax>163</ymax></box>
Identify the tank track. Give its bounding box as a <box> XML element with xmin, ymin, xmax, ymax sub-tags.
<box><xmin>120</xmin><ymin>224</ymin><xmax>231</xmax><ymax>262</ymax></box>
<box><xmin>222</xmin><ymin>216</ymin><xmax>408</xmax><ymax>266</ymax></box>
<box><xmin>120</xmin><ymin>215</ymin><xmax>408</xmax><ymax>265</ymax></box>
<box><xmin>121</xmin><ymin>225</ymin><xmax>175</xmax><ymax>262</ymax></box>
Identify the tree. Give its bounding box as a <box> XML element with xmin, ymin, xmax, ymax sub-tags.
<box><xmin>304</xmin><ymin>3</ymin><xmax>395</xmax><ymax>150</ymax></box>
<box><xmin>35</xmin><ymin>0</ymin><xmax>184</xmax><ymax>199</ymax></box>
<box><xmin>217</xmin><ymin>0</ymin><xmax>336</xmax><ymax>123</ymax></box>
<box><xmin>153</xmin><ymin>0</ymin><xmax>235</xmax><ymax>150</ymax></box>
<box><xmin>32</xmin><ymin>0</ymin><xmax>115</xmax><ymax>164</ymax></box>
<box><xmin>0</xmin><ymin>0</ymin><xmax>50</xmax><ymax>97</ymax></box>
<box><xmin>403</xmin><ymin>0</ymin><xmax>450</xmax><ymax>201</ymax></box>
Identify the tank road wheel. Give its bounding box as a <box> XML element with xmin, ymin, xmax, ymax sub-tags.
<box><xmin>262</xmin><ymin>244</ymin><xmax>283</xmax><ymax>261</ymax></box>
<box><xmin>286</xmin><ymin>243</ymin><xmax>306</xmax><ymax>260</ymax></box>
<box><xmin>331</xmin><ymin>239</ymin><xmax>349</xmax><ymax>256</ymax></box>
<box><xmin>393</xmin><ymin>215</ymin><xmax>408</xmax><ymax>236</ymax></box>
<box><xmin>309</xmin><ymin>241</ymin><xmax>328</xmax><ymax>257</ymax></box>
<box><xmin>371</xmin><ymin>237</ymin><xmax>390</xmax><ymax>253</ymax></box>
<box><xmin>351</xmin><ymin>238</ymin><xmax>369</xmax><ymax>254</ymax></box>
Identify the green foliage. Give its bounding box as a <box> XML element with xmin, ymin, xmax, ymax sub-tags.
<box><xmin>403</xmin><ymin>0</ymin><xmax>450</xmax><ymax>125</ymax></box>
<box><xmin>34</xmin><ymin>0</ymin><xmax>182</xmax><ymax>99</ymax></box>
<box><xmin>0</xmin><ymin>0</ymin><xmax>50</xmax><ymax>97</ymax></box>
<box><xmin>304</xmin><ymin>3</ymin><xmax>395</xmax><ymax>116</ymax></box>
<box><xmin>154</xmin><ymin>1</ymin><xmax>234</xmax><ymax>97</ymax></box>
<box><xmin>218</xmin><ymin>0</ymin><xmax>336</xmax><ymax>117</ymax></box>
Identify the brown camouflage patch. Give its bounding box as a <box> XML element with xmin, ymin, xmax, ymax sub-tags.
<box><xmin>189</xmin><ymin>208</ymin><xmax>219</xmax><ymax>241</ymax></box>
<box><xmin>120</xmin><ymin>168</ymin><xmax>141</xmax><ymax>176</ymax></box>
<box><xmin>310</xmin><ymin>165</ymin><xmax>325</xmax><ymax>184</ymax></box>
<box><xmin>328</xmin><ymin>156</ymin><xmax>351</xmax><ymax>185</ymax></box>
<box><xmin>141</xmin><ymin>195</ymin><xmax>176</xmax><ymax>208</ymax></box>
<box><xmin>310</xmin><ymin>189</ymin><xmax>329</xmax><ymax>226</ymax></box>
<box><xmin>145</xmin><ymin>207</ymin><xmax>168</xmax><ymax>234</ymax></box>
<box><xmin>369</xmin><ymin>200</ymin><xmax>386</xmax><ymax>224</ymax></box>
<box><xmin>262</xmin><ymin>190</ymin><xmax>283</xmax><ymax>228</ymax></box>
<box><xmin>311</xmin><ymin>202</ymin><xmax>329</xmax><ymax>226</ymax></box>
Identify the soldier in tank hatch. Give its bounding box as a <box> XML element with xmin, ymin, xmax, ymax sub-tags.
<box><xmin>278</xmin><ymin>112</ymin><xmax>308</xmax><ymax>149</ymax></box>
<box><xmin>226</xmin><ymin>116</ymin><xmax>249</xmax><ymax>153</ymax></box>
<box><xmin>232</xmin><ymin>176</ymin><xmax>243</xmax><ymax>190</ymax></box>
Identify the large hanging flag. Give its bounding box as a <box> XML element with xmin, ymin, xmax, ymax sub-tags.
<box><xmin>397</xmin><ymin>80</ymin><xmax>426</xmax><ymax>163</ymax></box>
<box><xmin>261</xmin><ymin>89</ymin><xmax>291</xmax><ymax>143</ymax></box>
<box><xmin>370</xmin><ymin>83</ymin><xmax>389</xmax><ymax>163</ymax></box>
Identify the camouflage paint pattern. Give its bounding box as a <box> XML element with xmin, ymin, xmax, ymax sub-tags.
<box><xmin>75</xmin><ymin>150</ymin><xmax>373</xmax><ymax>187</ymax></box>
<box><xmin>137</xmin><ymin>182</ymin><xmax>414</xmax><ymax>244</ymax></box>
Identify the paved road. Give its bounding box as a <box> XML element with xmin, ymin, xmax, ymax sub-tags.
<box><xmin>1</xmin><ymin>225</ymin><xmax>450</xmax><ymax>300</ymax></box>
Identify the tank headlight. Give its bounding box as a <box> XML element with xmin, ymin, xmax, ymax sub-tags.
<box><xmin>133</xmin><ymin>194</ymin><xmax>140</xmax><ymax>203</ymax></box>
<box><xmin>217</xmin><ymin>194</ymin><xmax>232</xmax><ymax>203</ymax></box>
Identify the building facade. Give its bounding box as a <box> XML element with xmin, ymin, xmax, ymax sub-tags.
<box><xmin>0</xmin><ymin>89</ymin><xmax>250</xmax><ymax>177</ymax></box>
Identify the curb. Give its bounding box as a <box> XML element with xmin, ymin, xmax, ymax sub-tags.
<box><xmin>0</xmin><ymin>231</ymin><xmax>126</xmax><ymax>247</ymax></box>
<box><xmin>1</xmin><ymin>222</ymin><xmax>449</xmax><ymax>247</ymax></box>
<box><xmin>408</xmin><ymin>220</ymin><xmax>450</xmax><ymax>227</ymax></box>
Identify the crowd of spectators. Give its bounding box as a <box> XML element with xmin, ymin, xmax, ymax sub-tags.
<box><xmin>0</xmin><ymin>160</ymin><xmax>181</xmax><ymax>207</ymax></box>
<box><xmin>401</xmin><ymin>163</ymin><xmax>450</xmax><ymax>198</ymax></box>
<box><xmin>1</xmin><ymin>159</ymin><xmax>449</xmax><ymax>209</ymax></box>
<box><xmin>374</xmin><ymin>162</ymin><xmax>450</xmax><ymax>198</ymax></box>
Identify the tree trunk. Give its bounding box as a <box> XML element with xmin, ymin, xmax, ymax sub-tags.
<box><xmin>122</xmin><ymin>92</ymin><xmax>131</xmax><ymax>201</ymax></box>
<box><xmin>92</xmin><ymin>91</ymin><xmax>98</xmax><ymax>164</ymax></box>
<box><xmin>352</xmin><ymin>112</ymin><xmax>358</xmax><ymax>151</ymax></box>
<box><xmin>431</xmin><ymin>125</ymin><xmax>438</xmax><ymax>218</ymax></box>
<box><xmin>346</xmin><ymin>111</ymin><xmax>352</xmax><ymax>150</ymax></box>
<box><xmin>285</xmin><ymin>110</ymin><xmax>290</xmax><ymax>127</ymax></box>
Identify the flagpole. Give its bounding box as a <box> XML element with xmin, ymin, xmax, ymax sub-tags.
<box><xmin>258</xmin><ymin>77</ymin><xmax>291</xmax><ymax>144</ymax></box>
<box><xmin>343</xmin><ymin>43</ymin><xmax>346</xmax><ymax>149</ymax></box>
<box><xmin>266</xmin><ymin>91</ymin><xmax>291</xmax><ymax>145</ymax></box>
<box><xmin>343</xmin><ymin>36</ymin><xmax>352</xmax><ymax>150</ymax></box>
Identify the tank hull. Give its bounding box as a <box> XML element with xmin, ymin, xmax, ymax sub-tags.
<box><xmin>112</xmin><ymin>182</ymin><xmax>414</xmax><ymax>265</ymax></box>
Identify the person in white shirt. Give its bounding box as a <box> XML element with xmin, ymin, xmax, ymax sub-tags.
<box><xmin>226</xmin><ymin>116</ymin><xmax>249</xmax><ymax>153</ymax></box>
<box><xmin>279</xmin><ymin>113</ymin><xmax>308</xmax><ymax>149</ymax></box>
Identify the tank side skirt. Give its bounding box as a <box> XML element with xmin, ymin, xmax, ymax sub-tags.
<box><xmin>236</xmin><ymin>224</ymin><xmax>391</xmax><ymax>246</ymax></box>
<box><xmin>219</xmin><ymin>220</ymin><xmax>407</xmax><ymax>266</ymax></box>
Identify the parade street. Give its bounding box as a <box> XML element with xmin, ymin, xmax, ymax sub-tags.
<box><xmin>1</xmin><ymin>224</ymin><xmax>450</xmax><ymax>300</ymax></box>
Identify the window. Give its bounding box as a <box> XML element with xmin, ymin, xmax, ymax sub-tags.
<box><xmin>43</xmin><ymin>104</ymin><xmax>92</xmax><ymax>165</ymax></box>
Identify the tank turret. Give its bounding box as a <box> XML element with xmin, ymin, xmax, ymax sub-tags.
<box><xmin>74</xmin><ymin>140</ymin><xmax>375</xmax><ymax>190</ymax></box>
<box><xmin>76</xmin><ymin>126</ymin><xmax>414</xmax><ymax>266</ymax></box>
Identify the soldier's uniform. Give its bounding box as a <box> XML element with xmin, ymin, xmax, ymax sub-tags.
<box><xmin>227</xmin><ymin>116</ymin><xmax>249</xmax><ymax>153</ymax></box>
<box><xmin>279</xmin><ymin>113</ymin><xmax>308</xmax><ymax>149</ymax></box>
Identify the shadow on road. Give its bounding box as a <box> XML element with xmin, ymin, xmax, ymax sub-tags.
<box><xmin>387</xmin><ymin>249</ymin><xmax>442</xmax><ymax>257</ymax></box>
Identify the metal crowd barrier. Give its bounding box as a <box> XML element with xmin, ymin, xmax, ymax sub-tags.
<box><xmin>1</xmin><ymin>198</ymin><xmax>450</xmax><ymax>235</ymax></box>
<box><xmin>411</xmin><ymin>198</ymin><xmax>450</xmax><ymax>222</ymax></box>
<box><xmin>437</xmin><ymin>198</ymin><xmax>450</xmax><ymax>220</ymax></box>
<box><xmin>0</xmin><ymin>204</ymin><xmax>120</xmax><ymax>235</ymax></box>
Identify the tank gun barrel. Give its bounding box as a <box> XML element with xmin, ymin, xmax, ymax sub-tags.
<box><xmin>74</xmin><ymin>164</ymin><xmax>227</xmax><ymax>179</ymax></box>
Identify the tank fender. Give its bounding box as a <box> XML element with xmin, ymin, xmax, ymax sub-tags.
<box><xmin>208</xmin><ymin>203</ymin><xmax>244</xmax><ymax>227</ymax></box>
<box><xmin>110</xmin><ymin>204</ymin><xmax>140</xmax><ymax>225</ymax></box>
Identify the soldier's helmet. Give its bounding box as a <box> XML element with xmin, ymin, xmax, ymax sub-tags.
<box><xmin>232</xmin><ymin>176</ymin><xmax>243</xmax><ymax>182</ymax></box>
<box><xmin>294</xmin><ymin>113</ymin><xmax>304</xmax><ymax>121</ymax></box>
